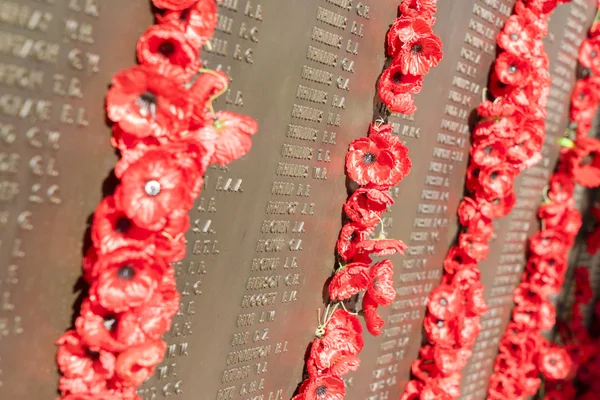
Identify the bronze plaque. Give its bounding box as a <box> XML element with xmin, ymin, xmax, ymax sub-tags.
<box><xmin>0</xmin><ymin>1</ymin><xmax>595</xmax><ymax>400</ymax></box>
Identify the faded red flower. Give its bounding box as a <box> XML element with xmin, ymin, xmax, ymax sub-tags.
<box><xmin>194</xmin><ymin>110</ymin><xmax>259</xmax><ymax>165</ymax></box>
<box><xmin>346</xmin><ymin>132</ymin><xmax>411</xmax><ymax>187</ymax></box>
<box><xmin>106</xmin><ymin>64</ymin><xmax>190</xmax><ymax>139</ymax></box>
<box><xmin>114</xmin><ymin>340</ymin><xmax>166</xmax><ymax>386</ymax></box>
<box><xmin>157</xmin><ymin>0</ymin><xmax>218</xmax><ymax>47</ymax></box>
<box><xmin>115</xmin><ymin>149</ymin><xmax>195</xmax><ymax>230</ymax></box>
<box><xmin>343</xmin><ymin>188</ymin><xmax>393</xmax><ymax>228</ymax></box>
<box><xmin>88</xmin><ymin>247</ymin><xmax>166</xmax><ymax>313</ymax></box>
<box><xmin>328</xmin><ymin>263</ymin><xmax>370</xmax><ymax>301</ymax></box>
<box><xmin>137</xmin><ymin>24</ymin><xmax>200</xmax><ymax>78</ymax></box>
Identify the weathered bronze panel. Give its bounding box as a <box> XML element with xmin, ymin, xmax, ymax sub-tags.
<box><xmin>0</xmin><ymin>1</ymin><xmax>595</xmax><ymax>400</ymax></box>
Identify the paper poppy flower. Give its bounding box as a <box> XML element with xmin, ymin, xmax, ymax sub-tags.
<box><xmin>336</xmin><ymin>223</ymin><xmax>374</xmax><ymax>261</ymax></box>
<box><xmin>529</xmin><ymin>230</ymin><xmax>567</xmax><ymax>257</ymax></box>
<box><xmin>356</xmin><ymin>238</ymin><xmax>407</xmax><ymax>257</ymax></box>
<box><xmin>379</xmin><ymin>63</ymin><xmax>423</xmax><ymax>95</ymax></box>
<box><xmin>343</xmin><ymin>188</ymin><xmax>393</xmax><ymax>228</ymax></box>
<box><xmin>388</xmin><ymin>18</ymin><xmax>443</xmax><ymax>75</ymax></box>
<box><xmin>56</xmin><ymin>331</ymin><xmax>115</xmax><ymax>395</ymax></box>
<box><xmin>152</xmin><ymin>0</ymin><xmax>197</xmax><ymax>11</ymax></box>
<box><xmin>114</xmin><ymin>340</ymin><xmax>166</xmax><ymax>386</ymax></box>
<box><xmin>157</xmin><ymin>0</ymin><xmax>218</xmax><ymax>47</ymax></box>
<box><xmin>476</xmin><ymin>163</ymin><xmax>517</xmax><ymax>201</ymax></box>
<box><xmin>547</xmin><ymin>172</ymin><xmax>575</xmax><ymax>203</ymax></box>
<box><xmin>328</xmin><ymin>263</ymin><xmax>370</xmax><ymax>301</ymax></box>
<box><xmin>363</xmin><ymin>291</ymin><xmax>384</xmax><ymax>336</ymax></box>
<box><xmin>477</xmin><ymin>191</ymin><xmax>516</xmax><ymax>219</ymax></box>
<box><xmin>296</xmin><ymin>374</ymin><xmax>346</xmax><ymax>400</ymax></box>
<box><xmin>497</xmin><ymin>15</ymin><xmax>535</xmax><ymax>56</ymax></box>
<box><xmin>579</xmin><ymin>38</ymin><xmax>600</xmax><ymax>74</ymax></box>
<box><xmin>465</xmin><ymin>282</ymin><xmax>488</xmax><ymax>316</ymax></box>
<box><xmin>457</xmin><ymin>315</ymin><xmax>481</xmax><ymax>348</ymax></box>
<box><xmin>470</xmin><ymin>136</ymin><xmax>507</xmax><ymax>168</ymax></box>
<box><xmin>451</xmin><ymin>268</ymin><xmax>481</xmax><ymax>293</ymax></box>
<box><xmin>306</xmin><ymin>338</ymin><xmax>360</xmax><ymax>377</ymax></box>
<box><xmin>495</xmin><ymin>51</ymin><xmax>533</xmax><ymax>86</ymax></box>
<box><xmin>137</xmin><ymin>24</ymin><xmax>200</xmax><ymax>78</ymax></box>
<box><xmin>115</xmin><ymin>149</ymin><xmax>195</xmax><ymax>230</ymax></box>
<box><xmin>75</xmin><ymin>299</ymin><xmax>136</xmax><ymax>353</ymax></box>
<box><xmin>88</xmin><ymin>247</ymin><xmax>166</xmax><ymax>313</ymax></box>
<box><xmin>380</xmin><ymin>90</ymin><xmax>417</xmax><ymax>115</ymax></box>
<box><xmin>399</xmin><ymin>0</ymin><xmax>437</xmax><ymax>19</ymax></box>
<box><xmin>366</xmin><ymin>260</ymin><xmax>396</xmax><ymax>306</ymax></box>
<box><xmin>424</xmin><ymin>314</ymin><xmax>456</xmax><ymax>348</ymax></box>
<box><xmin>429</xmin><ymin>285</ymin><xmax>462</xmax><ymax>320</ymax></box>
<box><xmin>106</xmin><ymin>64</ymin><xmax>190</xmax><ymax>139</ymax></box>
<box><xmin>458</xmin><ymin>233</ymin><xmax>490</xmax><ymax>261</ymax></box>
<box><xmin>399</xmin><ymin>380</ymin><xmax>424</xmax><ymax>400</ymax></box>
<box><xmin>539</xmin><ymin>347</ymin><xmax>572</xmax><ymax>380</ymax></box>
<box><xmin>346</xmin><ymin>133</ymin><xmax>411</xmax><ymax>188</ymax></box>
<box><xmin>321</xmin><ymin>310</ymin><xmax>364</xmax><ymax>354</ymax></box>
<box><xmin>443</xmin><ymin>246</ymin><xmax>477</xmax><ymax>275</ymax></box>
<box><xmin>194</xmin><ymin>110</ymin><xmax>258</xmax><ymax>165</ymax></box>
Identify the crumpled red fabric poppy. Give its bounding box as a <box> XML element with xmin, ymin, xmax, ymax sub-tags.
<box><xmin>343</xmin><ymin>188</ymin><xmax>393</xmax><ymax>228</ymax></box>
<box><xmin>157</xmin><ymin>0</ymin><xmax>218</xmax><ymax>48</ymax></box>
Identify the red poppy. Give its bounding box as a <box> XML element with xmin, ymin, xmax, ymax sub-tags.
<box><xmin>514</xmin><ymin>283</ymin><xmax>544</xmax><ymax>307</ymax></box>
<box><xmin>306</xmin><ymin>338</ymin><xmax>360</xmax><ymax>377</ymax></box>
<box><xmin>346</xmin><ymin>134</ymin><xmax>411</xmax><ymax>188</ymax></box>
<box><xmin>587</xmin><ymin>225</ymin><xmax>600</xmax><ymax>255</ymax></box>
<box><xmin>529</xmin><ymin>230</ymin><xmax>567</xmax><ymax>257</ymax></box>
<box><xmin>497</xmin><ymin>15</ymin><xmax>535</xmax><ymax>56</ymax></box>
<box><xmin>539</xmin><ymin>347</ymin><xmax>572</xmax><ymax>380</ymax></box>
<box><xmin>152</xmin><ymin>0</ymin><xmax>197</xmax><ymax>10</ymax></box>
<box><xmin>328</xmin><ymin>263</ymin><xmax>370</xmax><ymax>301</ymax></box>
<box><xmin>194</xmin><ymin>110</ymin><xmax>259</xmax><ymax>165</ymax></box>
<box><xmin>443</xmin><ymin>246</ymin><xmax>476</xmax><ymax>275</ymax></box>
<box><xmin>548</xmin><ymin>172</ymin><xmax>575</xmax><ymax>203</ymax></box>
<box><xmin>363</xmin><ymin>291</ymin><xmax>384</xmax><ymax>336</ymax></box>
<box><xmin>296</xmin><ymin>374</ymin><xmax>346</xmax><ymax>400</ymax></box>
<box><xmin>571</xmin><ymin>78</ymin><xmax>600</xmax><ymax>115</ymax></box>
<box><xmin>495</xmin><ymin>51</ymin><xmax>533</xmax><ymax>87</ymax></box>
<box><xmin>106</xmin><ymin>64</ymin><xmax>190</xmax><ymax>139</ymax></box>
<box><xmin>336</xmin><ymin>223</ymin><xmax>374</xmax><ymax>261</ymax></box>
<box><xmin>321</xmin><ymin>310</ymin><xmax>364</xmax><ymax>354</ymax></box>
<box><xmin>343</xmin><ymin>188</ymin><xmax>393</xmax><ymax>228</ymax></box>
<box><xmin>427</xmin><ymin>284</ymin><xmax>463</xmax><ymax>320</ymax></box>
<box><xmin>458</xmin><ymin>315</ymin><xmax>481</xmax><ymax>347</ymax></box>
<box><xmin>477</xmin><ymin>191</ymin><xmax>516</xmax><ymax>219</ymax></box>
<box><xmin>114</xmin><ymin>340</ymin><xmax>166</xmax><ymax>386</ymax></box>
<box><xmin>380</xmin><ymin>63</ymin><xmax>423</xmax><ymax>95</ymax></box>
<box><xmin>356</xmin><ymin>238</ymin><xmax>407</xmax><ymax>257</ymax></box>
<box><xmin>465</xmin><ymin>283</ymin><xmax>488</xmax><ymax>316</ymax></box>
<box><xmin>512</xmin><ymin>299</ymin><xmax>555</xmax><ymax>331</ymax></box>
<box><xmin>399</xmin><ymin>0</ymin><xmax>437</xmax><ymax>19</ymax></box>
<box><xmin>367</xmin><ymin>260</ymin><xmax>396</xmax><ymax>306</ymax></box>
<box><xmin>380</xmin><ymin>91</ymin><xmax>417</xmax><ymax>115</ymax></box>
<box><xmin>458</xmin><ymin>233</ymin><xmax>490</xmax><ymax>261</ymax></box>
<box><xmin>451</xmin><ymin>268</ymin><xmax>481</xmax><ymax>293</ymax></box>
<box><xmin>388</xmin><ymin>18</ymin><xmax>443</xmax><ymax>75</ymax></box>
<box><xmin>574</xmin><ymin>266</ymin><xmax>593</xmax><ymax>304</ymax></box>
<box><xmin>399</xmin><ymin>380</ymin><xmax>424</xmax><ymax>400</ymax></box>
<box><xmin>470</xmin><ymin>136</ymin><xmax>507</xmax><ymax>168</ymax></box>
<box><xmin>137</xmin><ymin>24</ymin><xmax>200</xmax><ymax>78</ymax></box>
<box><xmin>88</xmin><ymin>247</ymin><xmax>166</xmax><ymax>313</ymax></box>
<box><xmin>157</xmin><ymin>0</ymin><xmax>218</xmax><ymax>48</ymax></box>
<box><xmin>56</xmin><ymin>331</ymin><xmax>114</xmax><ymax>396</ymax></box>
<box><xmin>487</xmin><ymin>372</ymin><xmax>517</xmax><ymax>400</ymax></box>
<box><xmin>579</xmin><ymin>38</ymin><xmax>600</xmax><ymax>75</ymax></box>
<box><xmin>424</xmin><ymin>314</ymin><xmax>457</xmax><ymax>348</ymax></box>
<box><xmin>115</xmin><ymin>149</ymin><xmax>195</xmax><ymax>230</ymax></box>
<box><xmin>476</xmin><ymin>163</ymin><xmax>517</xmax><ymax>201</ymax></box>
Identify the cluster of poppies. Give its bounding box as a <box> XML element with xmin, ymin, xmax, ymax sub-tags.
<box><xmin>377</xmin><ymin>0</ymin><xmax>442</xmax><ymax>115</ymax></box>
<box><xmin>55</xmin><ymin>1</ymin><xmax>258</xmax><ymax>399</ymax></box>
<box><xmin>487</xmin><ymin>168</ymin><xmax>581</xmax><ymax>399</ymax></box>
<box><xmin>291</xmin><ymin>123</ymin><xmax>412</xmax><ymax>400</ymax></box>
<box><xmin>542</xmin><ymin>267</ymin><xmax>595</xmax><ymax>400</ymax></box>
<box><xmin>400</xmin><ymin>1</ymin><xmax>570</xmax><ymax>399</ymax></box>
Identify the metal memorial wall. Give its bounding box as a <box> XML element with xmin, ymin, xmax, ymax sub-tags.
<box><xmin>0</xmin><ymin>1</ymin><xmax>598</xmax><ymax>399</ymax></box>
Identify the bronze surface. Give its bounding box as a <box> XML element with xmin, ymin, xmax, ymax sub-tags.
<box><xmin>0</xmin><ymin>1</ymin><xmax>597</xmax><ymax>400</ymax></box>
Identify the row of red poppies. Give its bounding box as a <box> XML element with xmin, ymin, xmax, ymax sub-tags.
<box><xmin>399</xmin><ymin>1</ymin><xmax>575</xmax><ymax>399</ymax></box>
<box><xmin>55</xmin><ymin>1</ymin><xmax>259</xmax><ymax>399</ymax></box>
<box><xmin>288</xmin><ymin>1</ymin><xmax>442</xmax><ymax>399</ymax></box>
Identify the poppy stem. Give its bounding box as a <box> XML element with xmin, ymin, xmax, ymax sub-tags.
<box><xmin>197</xmin><ymin>68</ymin><xmax>230</xmax><ymax>119</ymax></box>
<box><xmin>339</xmin><ymin>301</ymin><xmax>358</xmax><ymax>316</ymax></box>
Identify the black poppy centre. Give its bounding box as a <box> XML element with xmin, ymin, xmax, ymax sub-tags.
<box><xmin>118</xmin><ymin>265</ymin><xmax>135</xmax><ymax>280</ymax></box>
<box><xmin>411</xmin><ymin>43</ymin><xmax>423</xmax><ymax>54</ymax></box>
<box><xmin>363</xmin><ymin>152</ymin><xmax>377</xmax><ymax>164</ymax></box>
<box><xmin>316</xmin><ymin>385</ymin><xmax>327</xmax><ymax>397</ymax></box>
<box><xmin>136</xmin><ymin>91</ymin><xmax>158</xmax><ymax>118</ymax></box>
<box><xmin>159</xmin><ymin>40</ymin><xmax>176</xmax><ymax>56</ymax></box>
